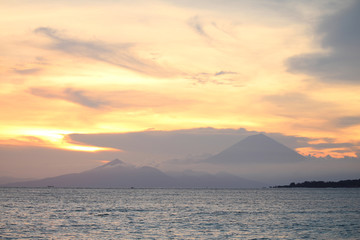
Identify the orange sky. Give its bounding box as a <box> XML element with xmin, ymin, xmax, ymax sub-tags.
<box><xmin>1</xmin><ymin>0</ymin><xmax>360</xmax><ymax>166</ymax></box>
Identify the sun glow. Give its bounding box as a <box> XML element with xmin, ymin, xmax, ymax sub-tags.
<box><xmin>62</xmin><ymin>144</ymin><xmax>117</xmax><ymax>152</ymax></box>
<box><xmin>2</xmin><ymin>128</ymin><xmax>120</xmax><ymax>153</ymax></box>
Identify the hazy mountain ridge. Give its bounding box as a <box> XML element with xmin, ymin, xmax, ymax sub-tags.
<box><xmin>0</xmin><ymin>176</ymin><xmax>37</xmax><ymax>185</ymax></box>
<box><xmin>3</xmin><ymin>158</ymin><xmax>263</xmax><ymax>188</ymax></box>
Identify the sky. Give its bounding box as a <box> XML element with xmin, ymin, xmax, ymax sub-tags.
<box><xmin>1</xmin><ymin>0</ymin><xmax>360</xmax><ymax>180</ymax></box>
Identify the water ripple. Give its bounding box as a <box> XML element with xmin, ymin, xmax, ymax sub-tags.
<box><xmin>0</xmin><ymin>188</ymin><xmax>359</xmax><ymax>239</ymax></box>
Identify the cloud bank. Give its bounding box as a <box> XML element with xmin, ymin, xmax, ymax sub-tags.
<box><xmin>69</xmin><ymin>127</ymin><xmax>359</xmax><ymax>157</ymax></box>
<box><xmin>13</xmin><ymin>68</ymin><xmax>42</xmax><ymax>75</ymax></box>
<box><xmin>287</xmin><ymin>1</ymin><xmax>360</xmax><ymax>82</ymax></box>
<box><xmin>335</xmin><ymin>116</ymin><xmax>360</xmax><ymax>128</ymax></box>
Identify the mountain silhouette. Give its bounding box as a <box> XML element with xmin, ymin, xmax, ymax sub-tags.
<box><xmin>4</xmin><ymin>159</ymin><xmax>173</xmax><ymax>188</ymax></box>
<box><xmin>3</xmin><ymin>159</ymin><xmax>263</xmax><ymax>188</ymax></box>
<box><xmin>207</xmin><ymin>134</ymin><xmax>305</xmax><ymax>164</ymax></box>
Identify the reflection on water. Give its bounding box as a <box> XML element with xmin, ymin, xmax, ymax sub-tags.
<box><xmin>1</xmin><ymin>188</ymin><xmax>360</xmax><ymax>239</ymax></box>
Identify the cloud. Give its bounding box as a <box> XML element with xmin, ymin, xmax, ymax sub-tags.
<box><xmin>214</xmin><ymin>71</ymin><xmax>237</xmax><ymax>76</ymax></box>
<box><xmin>34</xmin><ymin>27</ymin><xmax>171</xmax><ymax>77</ymax></box>
<box><xmin>30</xmin><ymin>87</ymin><xmax>107</xmax><ymax>109</ymax></box>
<box><xmin>13</xmin><ymin>68</ymin><xmax>42</xmax><ymax>75</ymax></box>
<box><xmin>69</xmin><ymin>127</ymin><xmax>360</xmax><ymax>162</ymax></box>
<box><xmin>68</xmin><ymin>127</ymin><xmax>332</xmax><ymax>157</ymax></box>
<box><xmin>263</xmin><ymin>92</ymin><xmax>331</xmax><ymax>117</ymax></box>
<box><xmin>286</xmin><ymin>1</ymin><xmax>360</xmax><ymax>82</ymax></box>
<box><xmin>29</xmin><ymin>87</ymin><xmax>197</xmax><ymax>111</ymax></box>
<box><xmin>335</xmin><ymin>116</ymin><xmax>360</xmax><ymax>127</ymax></box>
<box><xmin>188</xmin><ymin>16</ymin><xmax>208</xmax><ymax>38</ymax></box>
<box><xmin>308</xmin><ymin>142</ymin><xmax>355</xmax><ymax>150</ymax></box>
<box><xmin>62</xmin><ymin>88</ymin><xmax>107</xmax><ymax>108</ymax></box>
<box><xmin>69</xmin><ymin>128</ymin><xmax>258</xmax><ymax>155</ymax></box>
<box><xmin>191</xmin><ymin>71</ymin><xmax>243</xmax><ymax>86</ymax></box>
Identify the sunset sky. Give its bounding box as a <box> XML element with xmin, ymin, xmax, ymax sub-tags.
<box><xmin>1</xmin><ymin>0</ymin><xmax>360</xmax><ymax>179</ymax></box>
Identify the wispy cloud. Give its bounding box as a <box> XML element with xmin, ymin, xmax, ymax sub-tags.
<box><xmin>214</xmin><ymin>71</ymin><xmax>237</xmax><ymax>76</ymax></box>
<box><xmin>191</xmin><ymin>71</ymin><xmax>242</xmax><ymax>86</ymax></box>
<box><xmin>188</xmin><ymin>16</ymin><xmax>208</xmax><ymax>38</ymax></box>
<box><xmin>28</xmin><ymin>87</ymin><xmax>194</xmax><ymax>110</ymax></box>
<box><xmin>13</xmin><ymin>68</ymin><xmax>42</xmax><ymax>75</ymax></box>
<box><xmin>286</xmin><ymin>1</ymin><xmax>360</xmax><ymax>83</ymax></box>
<box><xmin>29</xmin><ymin>87</ymin><xmax>107</xmax><ymax>109</ymax></box>
<box><xmin>335</xmin><ymin>116</ymin><xmax>360</xmax><ymax>128</ymax></box>
<box><xmin>34</xmin><ymin>27</ymin><xmax>172</xmax><ymax>77</ymax></box>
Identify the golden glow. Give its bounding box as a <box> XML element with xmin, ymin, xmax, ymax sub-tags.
<box><xmin>0</xmin><ymin>128</ymin><xmax>120</xmax><ymax>153</ymax></box>
<box><xmin>0</xmin><ymin>0</ymin><xmax>359</xmax><ymax>159</ymax></box>
<box><xmin>296</xmin><ymin>147</ymin><xmax>357</xmax><ymax>158</ymax></box>
<box><xmin>63</xmin><ymin>145</ymin><xmax>117</xmax><ymax>152</ymax></box>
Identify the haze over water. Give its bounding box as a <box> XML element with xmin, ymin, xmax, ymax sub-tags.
<box><xmin>1</xmin><ymin>188</ymin><xmax>360</xmax><ymax>239</ymax></box>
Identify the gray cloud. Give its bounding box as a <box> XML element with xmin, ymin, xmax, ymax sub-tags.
<box><xmin>335</xmin><ymin>116</ymin><xmax>360</xmax><ymax>127</ymax></box>
<box><xmin>13</xmin><ymin>68</ymin><xmax>41</xmax><ymax>75</ymax></box>
<box><xmin>63</xmin><ymin>88</ymin><xmax>107</xmax><ymax>108</ymax></box>
<box><xmin>214</xmin><ymin>71</ymin><xmax>237</xmax><ymax>76</ymax></box>
<box><xmin>69</xmin><ymin>128</ymin><xmax>257</xmax><ymax>155</ymax></box>
<box><xmin>188</xmin><ymin>16</ymin><xmax>208</xmax><ymax>37</ymax></box>
<box><xmin>68</xmin><ymin>127</ymin><xmax>331</xmax><ymax>156</ymax></box>
<box><xmin>30</xmin><ymin>87</ymin><xmax>107</xmax><ymax>108</ymax></box>
<box><xmin>286</xmin><ymin>1</ymin><xmax>360</xmax><ymax>82</ymax></box>
<box><xmin>265</xmin><ymin>132</ymin><xmax>311</xmax><ymax>150</ymax></box>
<box><xmin>34</xmin><ymin>27</ymin><xmax>171</xmax><ymax>77</ymax></box>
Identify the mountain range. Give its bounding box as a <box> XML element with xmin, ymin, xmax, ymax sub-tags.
<box><xmin>3</xmin><ymin>134</ymin><xmax>304</xmax><ymax>188</ymax></box>
<box><xmin>3</xmin><ymin>159</ymin><xmax>263</xmax><ymax>188</ymax></box>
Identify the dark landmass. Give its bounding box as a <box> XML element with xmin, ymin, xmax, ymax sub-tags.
<box><xmin>275</xmin><ymin>179</ymin><xmax>360</xmax><ymax>188</ymax></box>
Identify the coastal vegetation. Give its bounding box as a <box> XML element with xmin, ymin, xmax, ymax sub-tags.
<box><xmin>276</xmin><ymin>179</ymin><xmax>360</xmax><ymax>188</ymax></box>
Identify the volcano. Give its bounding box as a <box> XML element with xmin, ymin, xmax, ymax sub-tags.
<box><xmin>207</xmin><ymin>134</ymin><xmax>305</xmax><ymax>164</ymax></box>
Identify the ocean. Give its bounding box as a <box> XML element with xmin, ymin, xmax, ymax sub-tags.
<box><xmin>1</xmin><ymin>188</ymin><xmax>359</xmax><ymax>239</ymax></box>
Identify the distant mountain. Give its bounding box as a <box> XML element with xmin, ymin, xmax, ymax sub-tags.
<box><xmin>3</xmin><ymin>159</ymin><xmax>263</xmax><ymax>188</ymax></box>
<box><xmin>4</xmin><ymin>159</ymin><xmax>174</xmax><ymax>188</ymax></box>
<box><xmin>0</xmin><ymin>176</ymin><xmax>36</xmax><ymax>185</ymax></box>
<box><xmin>207</xmin><ymin>134</ymin><xmax>305</xmax><ymax>164</ymax></box>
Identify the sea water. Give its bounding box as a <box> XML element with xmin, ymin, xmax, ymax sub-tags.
<box><xmin>1</xmin><ymin>188</ymin><xmax>359</xmax><ymax>239</ymax></box>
